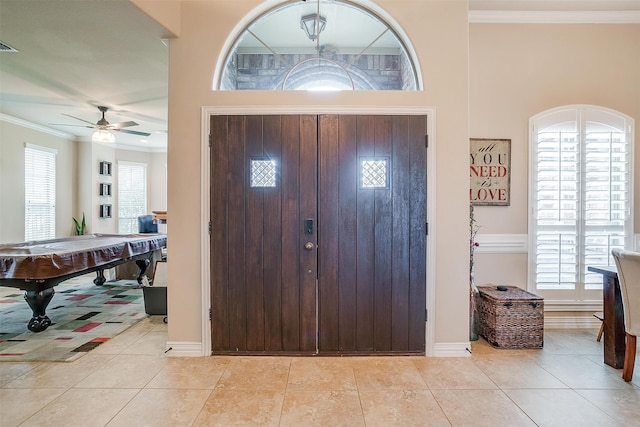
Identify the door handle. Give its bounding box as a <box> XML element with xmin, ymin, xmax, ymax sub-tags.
<box><xmin>305</xmin><ymin>219</ymin><xmax>314</xmax><ymax>235</ymax></box>
<box><xmin>304</xmin><ymin>242</ymin><xmax>314</xmax><ymax>251</ymax></box>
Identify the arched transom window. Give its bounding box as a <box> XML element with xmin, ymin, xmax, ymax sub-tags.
<box><xmin>219</xmin><ymin>0</ymin><xmax>419</xmax><ymax>91</ymax></box>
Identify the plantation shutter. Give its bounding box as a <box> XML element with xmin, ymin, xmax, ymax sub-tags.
<box><xmin>582</xmin><ymin>124</ymin><xmax>629</xmax><ymax>289</ymax></box>
<box><xmin>25</xmin><ymin>144</ymin><xmax>56</xmax><ymax>241</ymax></box>
<box><xmin>531</xmin><ymin>107</ymin><xmax>632</xmax><ymax>300</ymax></box>
<box><xmin>118</xmin><ymin>162</ymin><xmax>147</xmax><ymax>234</ymax></box>
<box><xmin>534</xmin><ymin>127</ymin><xmax>580</xmax><ymax>290</ymax></box>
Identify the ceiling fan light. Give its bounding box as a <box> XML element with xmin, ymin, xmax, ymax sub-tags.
<box><xmin>92</xmin><ymin>129</ymin><xmax>115</xmax><ymax>143</ymax></box>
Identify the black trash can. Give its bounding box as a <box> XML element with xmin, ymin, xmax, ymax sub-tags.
<box><xmin>142</xmin><ymin>286</ymin><xmax>167</xmax><ymax>315</ymax></box>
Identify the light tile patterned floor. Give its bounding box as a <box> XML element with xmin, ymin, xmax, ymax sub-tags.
<box><xmin>0</xmin><ymin>277</ymin><xmax>147</xmax><ymax>362</ymax></box>
<box><xmin>1</xmin><ymin>322</ymin><xmax>639</xmax><ymax>426</ymax></box>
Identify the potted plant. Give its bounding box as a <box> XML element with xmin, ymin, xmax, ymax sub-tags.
<box><xmin>73</xmin><ymin>213</ymin><xmax>86</xmax><ymax>235</ymax></box>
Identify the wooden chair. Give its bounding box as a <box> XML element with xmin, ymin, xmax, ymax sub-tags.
<box><xmin>593</xmin><ymin>311</ymin><xmax>604</xmax><ymax>342</ymax></box>
<box><xmin>611</xmin><ymin>249</ymin><xmax>640</xmax><ymax>382</ymax></box>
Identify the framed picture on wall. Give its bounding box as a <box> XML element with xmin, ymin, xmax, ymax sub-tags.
<box><xmin>99</xmin><ymin>204</ymin><xmax>112</xmax><ymax>218</ymax></box>
<box><xmin>99</xmin><ymin>161</ymin><xmax>112</xmax><ymax>176</ymax></box>
<box><xmin>470</xmin><ymin>138</ymin><xmax>511</xmax><ymax>206</ymax></box>
<box><xmin>99</xmin><ymin>182</ymin><xmax>112</xmax><ymax>196</ymax></box>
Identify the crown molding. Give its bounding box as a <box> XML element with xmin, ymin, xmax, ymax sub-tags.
<box><xmin>469</xmin><ymin>10</ymin><xmax>640</xmax><ymax>24</ymax></box>
<box><xmin>0</xmin><ymin>112</ymin><xmax>74</xmax><ymax>139</ymax></box>
<box><xmin>1</xmin><ymin>113</ymin><xmax>166</xmax><ymax>153</ymax></box>
<box><xmin>109</xmin><ymin>141</ymin><xmax>168</xmax><ymax>154</ymax></box>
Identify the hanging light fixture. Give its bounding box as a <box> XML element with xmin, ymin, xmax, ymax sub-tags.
<box><xmin>92</xmin><ymin>129</ymin><xmax>115</xmax><ymax>143</ymax></box>
<box><xmin>300</xmin><ymin>13</ymin><xmax>326</xmax><ymax>41</ymax></box>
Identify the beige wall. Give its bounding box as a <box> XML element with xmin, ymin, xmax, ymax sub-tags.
<box><xmin>0</xmin><ymin>119</ymin><xmax>167</xmax><ymax>243</ymax></box>
<box><xmin>167</xmin><ymin>0</ymin><xmax>471</xmax><ymax>349</ymax></box>
<box><xmin>470</xmin><ymin>24</ymin><xmax>640</xmax><ymax>290</ymax></box>
<box><xmin>2</xmin><ymin>1</ymin><xmax>635</xmax><ymax>354</ymax></box>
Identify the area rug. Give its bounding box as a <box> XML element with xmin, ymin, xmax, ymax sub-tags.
<box><xmin>0</xmin><ymin>275</ymin><xmax>146</xmax><ymax>362</ymax></box>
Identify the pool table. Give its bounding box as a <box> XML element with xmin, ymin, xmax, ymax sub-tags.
<box><xmin>0</xmin><ymin>234</ymin><xmax>167</xmax><ymax>332</ymax></box>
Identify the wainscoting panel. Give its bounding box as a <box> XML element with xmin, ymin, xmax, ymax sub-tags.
<box><xmin>475</xmin><ymin>234</ymin><xmax>528</xmax><ymax>254</ymax></box>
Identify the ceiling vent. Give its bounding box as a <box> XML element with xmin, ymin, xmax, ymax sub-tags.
<box><xmin>0</xmin><ymin>41</ymin><xmax>19</xmax><ymax>52</ymax></box>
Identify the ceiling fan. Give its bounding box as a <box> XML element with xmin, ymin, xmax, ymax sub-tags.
<box><xmin>53</xmin><ymin>106</ymin><xmax>151</xmax><ymax>137</ymax></box>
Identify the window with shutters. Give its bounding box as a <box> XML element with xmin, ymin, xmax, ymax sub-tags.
<box><xmin>529</xmin><ymin>106</ymin><xmax>634</xmax><ymax>303</ymax></box>
<box><xmin>24</xmin><ymin>144</ymin><xmax>56</xmax><ymax>241</ymax></box>
<box><xmin>118</xmin><ymin>162</ymin><xmax>147</xmax><ymax>234</ymax></box>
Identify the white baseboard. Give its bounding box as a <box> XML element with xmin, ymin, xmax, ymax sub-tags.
<box><xmin>165</xmin><ymin>342</ymin><xmax>473</xmax><ymax>357</ymax></box>
<box><xmin>432</xmin><ymin>342</ymin><xmax>472</xmax><ymax>357</ymax></box>
<box><xmin>166</xmin><ymin>342</ymin><xmax>472</xmax><ymax>357</ymax></box>
<box><xmin>165</xmin><ymin>341</ymin><xmax>206</xmax><ymax>357</ymax></box>
<box><xmin>166</xmin><ymin>332</ymin><xmax>604</xmax><ymax>357</ymax></box>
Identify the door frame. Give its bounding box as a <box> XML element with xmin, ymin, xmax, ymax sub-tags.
<box><xmin>200</xmin><ymin>105</ymin><xmax>437</xmax><ymax>356</ymax></box>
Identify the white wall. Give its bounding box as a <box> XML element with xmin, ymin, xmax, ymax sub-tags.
<box><xmin>149</xmin><ymin>151</ymin><xmax>168</xmax><ymax>212</ymax></box>
<box><xmin>0</xmin><ymin>118</ymin><xmax>167</xmax><ymax>243</ymax></box>
<box><xmin>114</xmin><ymin>148</ymin><xmax>168</xmax><ymax>217</ymax></box>
<box><xmin>0</xmin><ymin>120</ymin><xmax>76</xmax><ymax>243</ymax></box>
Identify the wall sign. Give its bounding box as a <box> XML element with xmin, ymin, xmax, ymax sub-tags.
<box><xmin>470</xmin><ymin>138</ymin><xmax>511</xmax><ymax>206</ymax></box>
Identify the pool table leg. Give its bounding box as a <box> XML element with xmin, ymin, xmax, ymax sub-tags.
<box><xmin>24</xmin><ymin>288</ymin><xmax>55</xmax><ymax>332</ymax></box>
<box><xmin>93</xmin><ymin>258</ymin><xmax>150</xmax><ymax>286</ymax></box>
<box><xmin>135</xmin><ymin>258</ymin><xmax>150</xmax><ymax>284</ymax></box>
<box><xmin>94</xmin><ymin>269</ymin><xmax>107</xmax><ymax>285</ymax></box>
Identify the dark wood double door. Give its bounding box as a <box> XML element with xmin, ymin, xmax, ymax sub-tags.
<box><xmin>210</xmin><ymin>114</ymin><xmax>427</xmax><ymax>355</ymax></box>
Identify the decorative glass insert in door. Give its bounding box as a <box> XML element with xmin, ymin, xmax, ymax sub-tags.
<box><xmin>250</xmin><ymin>158</ymin><xmax>278</xmax><ymax>188</ymax></box>
<box><xmin>360</xmin><ymin>158</ymin><xmax>389</xmax><ymax>189</ymax></box>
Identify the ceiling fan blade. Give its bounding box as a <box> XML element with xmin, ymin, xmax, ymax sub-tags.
<box><xmin>49</xmin><ymin>123</ymin><xmax>95</xmax><ymax>128</ymax></box>
<box><xmin>109</xmin><ymin>120</ymin><xmax>138</xmax><ymax>129</ymax></box>
<box><xmin>115</xmin><ymin>128</ymin><xmax>151</xmax><ymax>136</ymax></box>
<box><xmin>61</xmin><ymin>113</ymin><xmax>97</xmax><ymax>126</ymax></box>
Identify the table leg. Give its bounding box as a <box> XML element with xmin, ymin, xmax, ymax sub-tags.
<box><xmin>23</xmin><ymin>288</ymin><xmax>54</xmax><ymax>332</ymax></box>
<box><xmin>93</xmin><ymin>258</ymin><xmax>150</xmax><ymax>286</ymax></box>
<box><xmin>135</xmin><ymin>258</ymin><xmax>150</xmax><ymax>284</ymax></box>
<box><xmin>94</xmin><ymin>269</ymin><xmax>107</xmax><ymax>286</ymax></box>
<box><xmin>603</xmin><ymin>275</ymin><xmax>626</xmax><ymax>368</ymax></box>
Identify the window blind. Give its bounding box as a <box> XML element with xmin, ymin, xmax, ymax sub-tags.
<box><xmin>118</xmin><ymin>162</ymin><xmax>147</xmax><ymax>234</ymax></box>
<box><xmin>25</xmin><ymin>145</ymin><xmax>56</xmax><ymax>241</ymax></box>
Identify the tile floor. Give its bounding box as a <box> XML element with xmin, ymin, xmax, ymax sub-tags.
<box><xmin>1</xmin><ymin>320</ymin><xmax>639</xmax><ymax>426</ymax></box>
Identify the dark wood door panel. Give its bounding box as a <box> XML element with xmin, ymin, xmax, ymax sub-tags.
<box><xmin>210</xmin><ymin>115</ymin><xmax>317</xmax><ymax>354</ymax></box>
<box><xmin>297</xmin><ymin>115</ymin><xmax>320</xmax><ymax>352</ymax></box>
<box><xmin>407</xmin><ymin>115</ymin><xmax>428</xmax><ymax>351</ymax></box>
<box><xmin>279</xmin><ymin>114</ymin><xmax>318</xmax><ymax>352</ymax></box>
<box><xmin>211</xmin><ymin>114</ymin><xmax>426</xmax><ymax>355</ymax></box>
<box><xmin>318</xmin><ymin>115</ymin><xmax>427</xmax><ymax>354</ymax></box>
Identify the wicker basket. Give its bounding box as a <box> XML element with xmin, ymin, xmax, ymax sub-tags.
<box><xmin>477</xmin><ymin>285</ymin><xmax>544</xmax><ymax>349</ymax></box>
